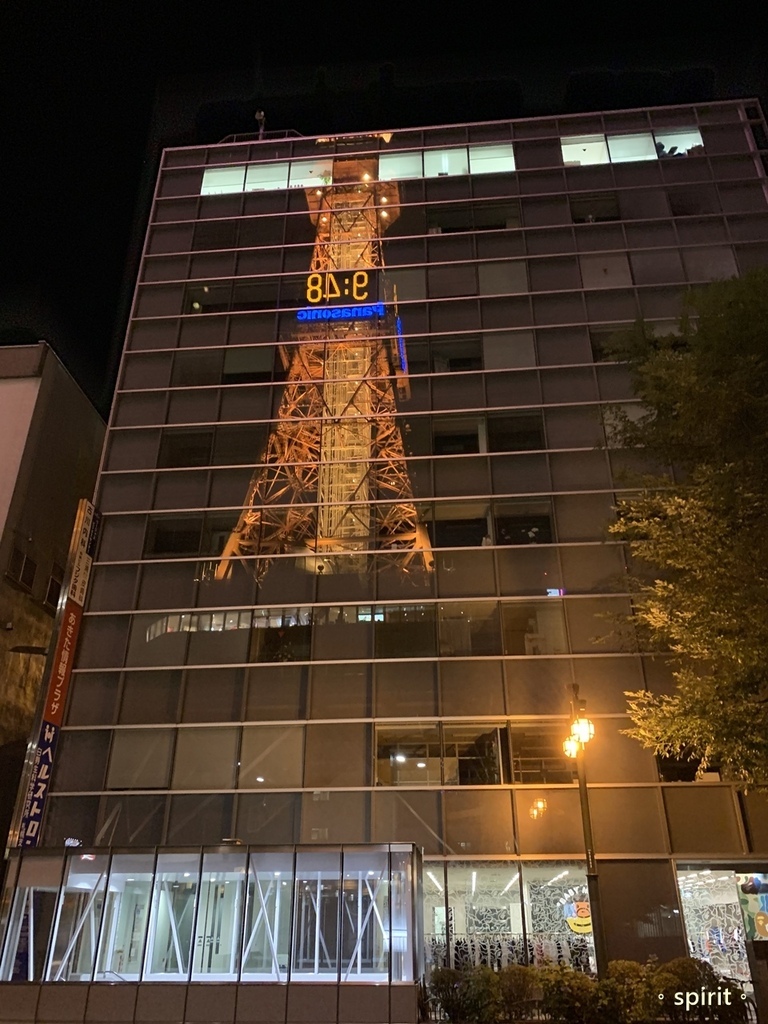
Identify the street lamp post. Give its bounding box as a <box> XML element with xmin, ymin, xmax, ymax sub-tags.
<box><xmin>563</xmin><ymin>683</ymin><xmax>609</xmax><ymax>978</ymax></box>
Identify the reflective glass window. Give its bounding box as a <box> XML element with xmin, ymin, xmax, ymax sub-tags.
<box><xmin>192</xmin><ymin>850</ymin><xmax>247</xmax><ymax>979</ymax></box>
<box><xmin>172</xmin><ymin>728</ymin><xmax>238</xmax><ymax>790</ymax></box>
<box><xmin>521</xmin><ymin>862</ymin><xmax>596</xmax><ymax>970</ymax></box>
<box><xmin>107</xmin><ymin>729</ymin><xmax>174</xmax><ymax>790</ymax></box>
<box><xmin>245</xmin><ymin>161</ymin><xmax>290</xmax><ymax>191</ymax></box>
<box><xmin>469</xmin><ymin>143</ymin><xmax>516</xmax><ymax>174</ymax></box>
<box><xmin>442</xmin><ymin>725</ymin><xmax>505</xmax><ymax>785</ymax></box>
<box><xmin>424</xmin><ymin>148</ymin><xmax>470</xmax><ymax>178</ymax></box>
<box><xmin>607</xmin><ymin>133</ymin><xmax>657</xmax><ymax>163</ymax></box>
<box><xmin>376</xmin><ymin>725</ymin><xmax>441</xmax><ymax>786</ymax></box>
<box><xmin>242</xmin><ymin>850</ymin><xmax>294</xmax><ymax>980</ymax></box>
<box><xmin>438</xmin><ymin>601</ymin><xmax>501</xmax><ymax>657</ymax></box>
<box><xmin>509</xmin><ymin>725</ymin><xmax>573</xmax><ymax>784</ymax></box>
<box><xmin>677</xmin><ymin>868</ymin><xmax>753</xmax><ymax>990</ymax></box>
<box><xmin>201</xmin><ymin>166</ymin><xmax>246</xmax><ymax>195</ymax></box>
<box><xmin>501</xmin><ymin>600</ymin><xmax>568</xmax><ymax>656</ymax></box>
<box><xmin>340</xmin><ymin>848</ymin><xmax>391</xmax><ymax>982</ymax></box>
<box><xmin>144</xmin><ymin>852</ymin><xmax>200</xmax><ymax>980</ymax></box>
<box><xmin>442</xmin><ymin>862</ymin><xmax>524</xmax><ymax>970</ymax></box>
<box><xmin>96</xmin><ymin>853</ymin><xmax>154</xmax><ymax>981</ymax></box>
<box><xmin>379</xmin><ymin>151</ymin><xmax>423</xmax><ymax>181</ymax></box>
<box><xmin>654</xmin><ymin>128</ymin><xmax>704</xmax><ymax>157</ymax></box>
<box><xmin>288</xmin><ymin>158</ymin><xmax>334</xmax><ymax>188</ymax></box>
<box><xmin>0</xmin><ymin>855</ymin><xmax>64</xmax><ymax>981</ymax></box>
<box><xmin>560</xmin><ymin>135</ymin><xmax>609</xmax><ymax>166</ymax></box>
<box><xmin>291</xmin><ymin>850</ymin><xmax>342</xmax><ymax>980</ymax></box>
<box><xmin>239</xmin><ymin>726</ymin><xmax>304</xmax><ymax>788</ymax></box>
<box><xmin>45</xmin><ymin>853</ymin><xmax>109</xmax><ymax>981</ymax></box>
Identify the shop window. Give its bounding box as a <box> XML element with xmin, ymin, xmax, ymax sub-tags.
<box><xmin>561</xmin><ymin>134</ymin><xmax>609</xmax><ymax>166</ymax></box>
<box><xmin>570</xmin><ymin>193</ymin><xmax>620</xmax><ymax>224</ymax></box>
<box><xmin>493</xmin><ymin>499</ymin><xmax>553</xmax><ymax>545</ymax></box>
<box><xmin>424</xmin><ymin>148</ymin><xmax>470</xmax><ymax>178</ymax></box>
<box><xmin>519</xmin><ymin>861</ymin><xmax>596</xmax><ymax>968</ymax></box>
<box><xmin>201</xmin><ymin>165</ymin><xmax>246</xmax><ymax>195</ymax></box>
<box><xmin>469</xmin><ymin>143</ymin><xmax>516</xmax><ymax>174</ymax></box>
<box><xmin>487</xmin><ymin>413</ymin><xmax>545</xmax><ymax>453</ymax></box>
<box><xmin>607</xmin><ymin>133</ymin><xmax>657</xmax><ymax>163</ymax></box>
<box><xmin>244</xmin><ymin>161</ymin><xmax>289</xmax><ymax>191</ymax></box>
<box><xmin>654</xmin><ymin>128</ymin><xmax>704</xmax><ymax>157</ymax></box>
<box><xmin>288</xmin><ymin>157</ymin><xmax>333</xmax><ymax>189</ymax></box>
<box><xmin>379</xmin><ymin>151</ymin><xmax>423</xmax><ymax>181</ymax></box>
<box><xmin>676</xmin><ymin>869</ymin><xmax>754</xmax><ymax>991</ymax></box>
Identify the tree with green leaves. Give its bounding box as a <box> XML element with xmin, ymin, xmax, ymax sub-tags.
<box><xmin>607</xmin><ymin>267</ymin><xmax>768</xmax><ymax>787</ymax></box>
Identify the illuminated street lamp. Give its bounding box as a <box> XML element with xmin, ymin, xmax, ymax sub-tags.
<box><xmin>564</xmin><ymin>684</ymin><xmax>608</xmax><ymax>977</ymax></box>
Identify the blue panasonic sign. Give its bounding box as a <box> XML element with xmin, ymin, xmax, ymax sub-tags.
<box><xmin>296</xmin><ymin>302</ymin><xmax>386</xmax><ymax>322</ymax></box>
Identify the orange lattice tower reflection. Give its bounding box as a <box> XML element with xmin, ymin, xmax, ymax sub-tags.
<box><xmin>216</xmin><ymin>156</ymin><xmax>433</xmax><ymax>580</ymax></box>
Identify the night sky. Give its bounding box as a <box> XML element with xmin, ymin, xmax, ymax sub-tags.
<box><xmin>1</xmin><ymin>2</ymin><xmax>765</xmax><ymax>418</ymax></box>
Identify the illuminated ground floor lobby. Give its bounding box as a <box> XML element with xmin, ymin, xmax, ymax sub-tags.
<box><xmin>0</xmin><ymin>847</ymin><xmax>766</xmax><ymax>1023</ymax></box>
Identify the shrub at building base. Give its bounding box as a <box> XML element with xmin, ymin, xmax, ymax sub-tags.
<box><xmin>429</xmin><ymin>966</ymin><xmax>501</xmax><ymax>1023</ymax></box>
<box><xmin>428</xmin><ymin>958</ymin><xmax>749</xmax><ymax>1023</ymax></box>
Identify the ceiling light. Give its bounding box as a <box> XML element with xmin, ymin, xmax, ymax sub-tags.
<box><xmin>426</xmin><ymin>871</ymin><xmax>444</xmax><ymax>893</ymax></box>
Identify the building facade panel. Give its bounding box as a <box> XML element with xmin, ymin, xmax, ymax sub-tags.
<box><xmin>3</xmin><ymin>100</ymin><xmax>768</xmax><ymax>1015</ymax></box>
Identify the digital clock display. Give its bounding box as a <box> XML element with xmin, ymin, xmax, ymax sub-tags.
<box><xmin>306</xmin><ymin>271</ymin><xmax>373</xmax><ymax>305</ymax></box>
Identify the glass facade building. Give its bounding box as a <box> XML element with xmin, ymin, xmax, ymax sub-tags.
<box><xmin>2</xmin><ymin>100</ymin><xmax>768</xmax><ymax>1020</ymax></box>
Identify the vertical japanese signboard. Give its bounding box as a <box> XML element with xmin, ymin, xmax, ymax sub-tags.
<box><xmin>17</xmin><ymin>499</ymin><xmax>100</xmax><ymax>847</ymax></box>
